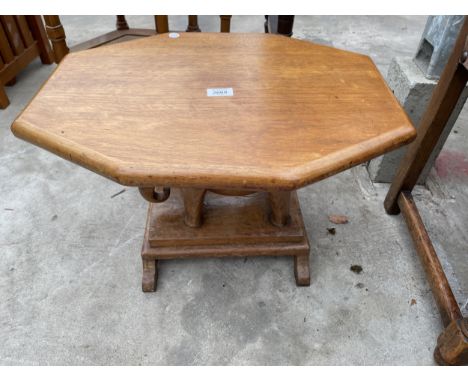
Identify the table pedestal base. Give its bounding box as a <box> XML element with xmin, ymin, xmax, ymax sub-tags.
<box><xmin>140</xmin><ymin>189</ymin><xmax>310</xmax><ymax>292</ymax></box>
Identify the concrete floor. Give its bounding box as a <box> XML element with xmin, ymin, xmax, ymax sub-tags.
<box><xmin>1</xmin><ymin>15</ymin><xmax>467</xmax><ymax>365</ymax></box>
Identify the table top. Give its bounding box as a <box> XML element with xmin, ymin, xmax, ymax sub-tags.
<box><xmin>12</xmin><ymin>33</ymin><xmax>415</xmax><ymax>191</ymax></box>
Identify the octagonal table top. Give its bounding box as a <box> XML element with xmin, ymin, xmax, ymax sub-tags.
<box><xmin>12</xmin><ymin>33</ymin><xmax>415</xmax><ymax>191</ymax></box>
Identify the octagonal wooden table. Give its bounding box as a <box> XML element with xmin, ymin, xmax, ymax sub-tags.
<box><xmin>12</xmin><ymin>33</ymin><xmax>416</xmax><ymax>292</ymax></box>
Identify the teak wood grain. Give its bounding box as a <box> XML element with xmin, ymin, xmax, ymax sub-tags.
<box><xmin>12</xmin><ymin>33</ymin><xmax>416</xmax><ymax>191</ymax></box>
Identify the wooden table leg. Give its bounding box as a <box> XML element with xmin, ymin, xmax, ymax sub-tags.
<box><xmin>142</xmin><ymin>259</ymin><xmax>158</xmax><ymax>292</ymax></box>
<box><xmin>140</xmin><ymin>189</ymin><xmax>311</xmax><ymax>291</ymax></box>
<box><xmin>155</xmin><ymin>16</ymin><xmax>169</xmax><ymax>34</ymax></box>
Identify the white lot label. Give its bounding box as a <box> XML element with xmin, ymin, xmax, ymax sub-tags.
<box><xmin>207</xmin><ymin>88</ymin><xmax>234</xmax><ymax>97</ymax></box>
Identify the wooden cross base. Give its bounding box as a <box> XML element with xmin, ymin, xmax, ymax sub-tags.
<box><xmin>140</xmin><ymin>189</ymin><xmax>311</xmax><ymax>292</ymax></box>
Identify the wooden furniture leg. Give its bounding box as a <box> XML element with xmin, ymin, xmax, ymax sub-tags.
<box><xmin>220</xmin><ymin>16</ymin><xmax>232</xmax><ymax>33</ymax></box>
<box><xmin>186</xmin><ymin>16</ymin><xmax>201</xmax><ymax>32</ymax></box>
<box><xmin>264</xmin><ymin>16</ymin><xmax>295</xmax><ymax>37</ymax></box>
<box><xmin>384</xmin><ymin>17</ymin><xmax>468</xmax><ymax>365</ymax></box>
<box><xmin>155</xmin><ymin>16</ymin><xmax>169</xmax><ymax>34</ymax></box>
<box><xmin>116</xmin><ymin>15</ymin><xmax>129</xmax><ymax>31</ymax></box>
<box><xmin>0</xmin><ymin>85</ymin><xmax>9</xmax><ymax>108</ymax></box>
<box><xmin>43</xmin><ymin>15</ymin><xmax>69</xmax><ymax>63</ymax></box>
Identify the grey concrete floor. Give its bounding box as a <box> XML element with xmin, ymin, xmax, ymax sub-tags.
<box><xmin>1</xmin><ymin>15</ymin><xmax>466</xmax><ymax>365</ymax></box>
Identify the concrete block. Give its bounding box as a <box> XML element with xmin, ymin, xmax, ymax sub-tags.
<box><xmin>367</xmin><ymin>56</ymin><xmax>468</xmax><ymax>184</ymax></box>
<box><xmin>414</xmin><ymin>16</ymin><xmax>464</xmax><ymax>80</ymax></box>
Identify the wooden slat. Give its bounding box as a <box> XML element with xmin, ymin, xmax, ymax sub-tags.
<box><xmin>0</xmin><ymin>15</ymin><xmax>25</xmax><ymax>55</ymax></box>
<box><xmin>14</xmin><ymin>15</ymin><xmax>34</xmax><ymax>47</ymax></box>
<box><xmin>25</xmin><ymin>16</ymin><xmax>54</xmax><ymax>64</ymax></box>
<box><xmin>0</xmin><ymin>21</ymin><xmax>15</xmax><ymax>63</ymax></box>
<box><xmin>0</xmin><ymin>43</ymin><xmax>39</xmax><ymax>84</ymax></box>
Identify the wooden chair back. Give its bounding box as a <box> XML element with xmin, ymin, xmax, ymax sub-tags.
<box><xmin>0</xmin><ymin>16</ymin><xmax>54</xmax><ymax>108</ymax></box>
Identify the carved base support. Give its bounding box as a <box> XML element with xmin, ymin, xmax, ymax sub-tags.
<box><xmin>294</xmin><ymin>253</ymin><xmax>311</xmax><ymax>286</ymax></box>
<box><xmin>181</xmin><ymin>188</ymin><xmax>206</xmax><ymax>227</ymax></box>
<box><xmin>269</xmin><ymin>191</ymin><xmax>291</xmax><ymax>227</ymax></box>
<box><xmin>140</xmin><ymin>189</ymin><xmax>310</xmax><ymax>292</ymax></box>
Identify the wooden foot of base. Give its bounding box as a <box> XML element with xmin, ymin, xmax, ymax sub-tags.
<box><xmin>294</xmin><ymin>253</ymin><xmax>310</xmax><ymax>286</ymax></box>
<box><xmin>0</xmin><ymin>86</ymin><xmax>10</xmax><ymax>109</ymax></box>
<box><xmin>433</xmin><ymin>318</ymin><xmax>468</xmax><ymax>365</ymax></box>
<box><xmin>142</xmin><ymin>259</ymin><xmax>158</xmax><ymax>292</ymax></box>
